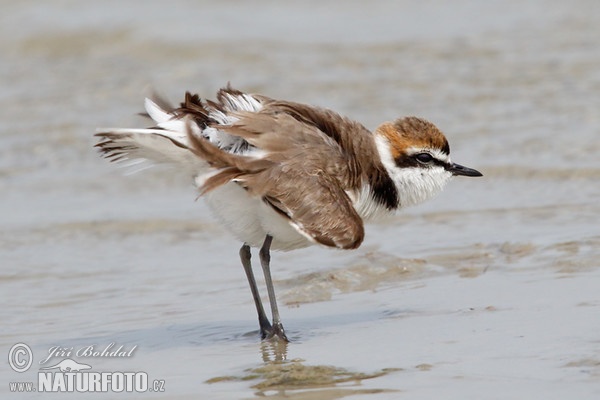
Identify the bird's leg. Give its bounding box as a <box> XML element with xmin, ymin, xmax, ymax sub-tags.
<box><xmin>239</xmin><ymin>243</ymin><xmax>272</xmax><ymax>339</ymax></box>
<box><xmin>259</xmin><ymin>235</ymin><xmax>289</xmax><ymax>342</ymax></box>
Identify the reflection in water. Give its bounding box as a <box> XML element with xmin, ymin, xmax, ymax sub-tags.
<box><xmin>208</xmin><ymin>340</ymin><xmax>400</xmax><ymax>398</ymax></box>
<box><xmin>261</xmin><ymin>338</ymin><xmax>289</xmax><ymax>364</ymax></box>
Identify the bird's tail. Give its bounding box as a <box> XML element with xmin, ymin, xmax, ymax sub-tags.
<box><xmin>94</xmin><ymin>96</ymin><xmax>208</xmax><ymax>175</ymax></box>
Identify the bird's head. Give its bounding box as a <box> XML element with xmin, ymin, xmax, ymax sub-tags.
<box><xmin>374</xmin><ymin>117</ymin><xmax>482</xmax><ymax>208</ymax></box>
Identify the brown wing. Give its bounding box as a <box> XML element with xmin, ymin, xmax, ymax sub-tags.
<box><xmin>252</xmin><ymin>166</ymin><xmax>365</xmax><ymax>250</ymax></box>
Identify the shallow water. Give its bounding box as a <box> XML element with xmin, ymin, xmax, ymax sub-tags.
<box><xmin>1</xmin><ymin>1</ymin><xmax>599</xmax><ymax>399</ymax></box>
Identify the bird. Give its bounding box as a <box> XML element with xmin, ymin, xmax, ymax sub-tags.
<box><xmin>95</xmin><ymin>84</ymin><xmax>482</xmax><ymax>342</ymax></box>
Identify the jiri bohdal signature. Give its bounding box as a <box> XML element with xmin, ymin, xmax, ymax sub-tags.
<box><xmin>39</xmin><ymin>343</ymin><xmax>137</xmax><ymax>365</ymax></box>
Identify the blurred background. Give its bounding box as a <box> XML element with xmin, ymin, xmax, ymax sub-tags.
<box><xmin>1</xmin><ymin>1</ymin><xmax>599</xmax><ymax>399</ymax></box>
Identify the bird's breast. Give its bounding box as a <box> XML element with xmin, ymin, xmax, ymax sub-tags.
<box><xmin>346</xmin><ymin>184</ymin><xmax>395</xmax><ymax>222</ymax></box>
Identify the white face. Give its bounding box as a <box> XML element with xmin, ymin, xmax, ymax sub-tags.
<box><xmin>388</xmin><ymin>161</ymin><xmax>453</xmax><ymax>207</ymax></box>
<box><xmin>375</xmin><ymin>137</ymin><xmax>454</xmax><ymax>208</ymax></box>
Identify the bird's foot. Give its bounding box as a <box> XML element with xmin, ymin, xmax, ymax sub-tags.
<box><xmin>259</xmin><ymin>317</ymin><xmax>273</xmax><ymax>340</ymax></box>
<box><xmin>261</xmin><ymin>322</ymin><xmax>289</xmax><ymax>342</ymax></box>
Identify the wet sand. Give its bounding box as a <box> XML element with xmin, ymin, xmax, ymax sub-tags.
<box><xmin>1</xmin><ymin>1</ymin><xmax>599</xmax><ymax>398</ymax></box>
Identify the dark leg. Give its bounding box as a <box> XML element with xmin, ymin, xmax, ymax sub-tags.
<box><xmin>259</xmin><ymin>235</ymin><xmax>288</xmax><ymax>342</ymax></box>
<box><xmin>239</xmin><ymin>243</ymin><xmax>272</xmax><ymax>339</ymax></box>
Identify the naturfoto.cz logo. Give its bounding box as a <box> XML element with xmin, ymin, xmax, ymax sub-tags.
<box><xmin>8</xmin><ymin>343</ymin><xmax>165</xmax><ymax>393</ymax></box>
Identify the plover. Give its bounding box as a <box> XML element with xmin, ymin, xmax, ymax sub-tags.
<box><xmin>95</xmin><ymin>85</ymin><xmax>482</xmax><ymax>341</ymax></box>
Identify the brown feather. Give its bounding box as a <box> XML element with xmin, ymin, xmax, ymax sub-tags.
<box><xmin>216</xmin><ymin>100</ymin><xmax>399</xmax><ymax>210</ymax></box>
<box><xmin>171</xmin><ymin>92</ymin><xmax>211</xmax><ymax>127</ymax></box>
<box><xmin>184</xmin><ymin>105</ymin><xmax>368</xmax><ymax>249</ymax></box>
<box><xmin>243</xmin><ymin>167</ymin><xmax>365</xmax><ymax>249</ymax></box>
<box><xmin>200</xmin><ymin>168</ymin><xmax>245</xmax><ymax>195</ymax></box>
<box><xmin>185</xmin><ymin>120</ymin><xmax>268</xmax><ymax>170</ymax></box>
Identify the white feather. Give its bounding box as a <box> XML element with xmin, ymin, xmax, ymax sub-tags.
<box><xmin>95</xmin><ymin>128</ymin><xmax>206</xmax><ymax>175</ymax></box>
<box><xmin>202</xmin><ymin>182</ymin><xmax>310</xmax><ymax>251</ymax></box>
<box><xmin>346</xmin><ymin>184</ymin><xmax>391</xmax><ymax>222</ymax></box>
<box><xmin>204</xmin><ymin>93</ymin><xmax>264</xmax><ymax>153</ymax></box>
<box><xmin>144</xmin><ymin>98</ymin><xmax>171</xmax><ymax>124</ymax></box>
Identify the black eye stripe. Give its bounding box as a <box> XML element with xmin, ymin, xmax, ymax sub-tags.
<box><xmin>394</xmin><ymin>153</ymin><xmax>451</xmax><ymax>170</ymax></box>
<box><xmin>432</xmin><ymin>158</ymin><xmax>449</xmax><ymax>168</ymax></box>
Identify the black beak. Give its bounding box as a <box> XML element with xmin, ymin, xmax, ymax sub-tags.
<box><xmin>448</xmin><ymin>163</ymin><xmax>483</xmax><ymax>177</ymax></box>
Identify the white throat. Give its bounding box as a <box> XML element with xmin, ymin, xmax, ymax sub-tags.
<box><xmin>374</xmin><ymin>135</ymin><xmax>453</xmax><ymax>208</ymax></box>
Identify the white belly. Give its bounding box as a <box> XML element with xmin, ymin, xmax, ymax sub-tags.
<box><xmin>203</xmin><ymin>183</ymin><xmax>312</xmax><ymax>251</ymax></box>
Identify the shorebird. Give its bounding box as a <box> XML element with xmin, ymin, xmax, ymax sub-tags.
<box><xmin>95</xmin><ymin>85</ymin><xmax>482</xmax><ymax>341</ymax></box>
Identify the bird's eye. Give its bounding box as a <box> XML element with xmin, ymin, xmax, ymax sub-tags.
<box><xmin>415</xmin><ymin>153</ymin><xmax>433</xmax><ymax>163</ymax></box>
